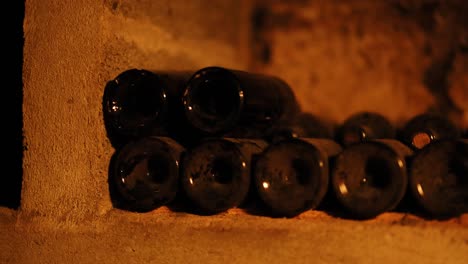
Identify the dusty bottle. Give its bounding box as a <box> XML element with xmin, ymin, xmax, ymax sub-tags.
<box><xmin>182</xmin><ymin>66</ymin><xmax>301</xmax><ymax>136</ymax></box>
<box><xmin>180</xmin><ymin>137</ymin><xmax>268</xmax><ymax>214</ymax></box>
<box><xmin>109</xmin><ymin>136</ymin><xmax>185</xmax><ymax>212</ymax></box>
<box><xmin>330</xmin><ymin>139</ymin><xmax>413</xmax><ymax>219</ymax></box>
<box><xmin>102</xmin><ymin>68</ymin><xmax>193</xmax><ymax>148</ymax></box>
<box><xmin>408</xmin><ymin>138</ymin><xmax>468</xmax><ymax>218</ymax></box>
<box><xmin>254</xmin><ymin>138</ymin><xmax>342</xmax><ymax>217</ymax></box>
<box><xmin>399</xmin><ymin>113</ymin><xmax>460</xmax><ymax>150</ymax></box>
<box><xmin>264</xmin><ymin>112</ymin><xmax>334</xmax><ymax>143</ymax></box>
<box><xmin>336</xmin><ymin>111</ymin><xmax>395</xmax><ymax>147</ymax></box>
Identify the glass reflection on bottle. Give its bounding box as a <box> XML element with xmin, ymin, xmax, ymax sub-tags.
<box><xmin>103</xmin><ymin>68</ymin><xmax>192</xmax><ymax>148</ymax></box>
<box><xmin>330</xmin><ymin>139</ymin><xmax>412</xmax><ymax>219</ymax></box>
<box><xmin>254</xmin><ymin>138</ymin><xmax>342</xmax><ymax>217</ymax></box>
<box><xmin>409</xmin><ymin>139</ymin><xmax>468</xmax><ymax>218</ymax></box>
<box><xmin>181</xmin><ymin>137</ymin><xmax>268</xmax><ymax>214</ymax></box>
<box><xmin>110</xmin><ymin>136</ymin><xmax>185</xmax><ymax>212</ymax></box>
<box><xmin>183</xmin><ymin>66</ymin><xmax>301</xmax><ymax>136</ymax></box>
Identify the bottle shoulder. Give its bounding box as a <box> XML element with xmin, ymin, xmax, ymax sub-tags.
<box><xmin>337</xmin><ymin>111</ymin><xmax>395</xmax><ymax>146</ymax></box>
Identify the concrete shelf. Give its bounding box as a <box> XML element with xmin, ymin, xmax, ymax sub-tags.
<box><xmin>2</xmin><ymin>207</ymin><xmax>467</xmax><ymax>264</ymax></box>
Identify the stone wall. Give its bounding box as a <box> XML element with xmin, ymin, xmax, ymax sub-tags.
<box><xmin>21</xmin><ymin>0</ymin><xmax>251</xmax><ymax>223</ymax></box>
<box><xmin>250</xmin><ymin>0</ymin><xmax>468</xmax><ymax>130</ymax></box>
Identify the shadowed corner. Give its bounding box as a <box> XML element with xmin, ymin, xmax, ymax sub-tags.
<box><xmin>423</xmin><ymin>48</ymin><xmax>464</xmax><ymax>123</ymax></box>
<box><xmin>1</xmin><ymin>0</ymin><xmax>24</xmax><ymax>210</ymax></box>
<box><xmin>107</xmin><ymin>149</ymin><xmax>126</xmax><ymax>211</ymax></box>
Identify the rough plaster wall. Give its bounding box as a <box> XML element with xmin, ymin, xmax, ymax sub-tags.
<box><xmin>22</xmin><ymin>0</ymin><xmax>109</xmax><ymax>223</ymax></box>
<box><xmin>101</xmin><ymin>0</ymin><xmax>251</xmax><ymax>76</ymax></box>
<box><xmin>21</xmin><ymin>0</ymin><xmax>251</xmax><ymax>223</ymax></box>
<box><xmin>250</xmin><ymin>0</ymin><xmax>468</xmax><ymax>130</ymax></box>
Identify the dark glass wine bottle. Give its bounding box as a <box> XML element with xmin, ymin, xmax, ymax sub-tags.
<box><xmin>109</xmin><ymin>136</ymin><xmax>185</xmax><ymax>212</ymax></box>
<box><xmin>254</xmin><ymin>138</ymin><xmax>342</xmax><ymax>217</ymax></box>
<box><xmin>180</xmin><ymin>138</ymin><xmax>268</xmax><ymax>214</ymax></box>
<box><xmin>264</xmin><ymin>112</ymin><xmax>334</xmax><ymax>143</ymax></box>
<box><xmin>182</xmin><ymin>66</ymin><xmax>301</xmax><ymax>136</ymax></box>
<box><xmin>336</xmin><ymin>111</ymin><xmax>395</xmax><ymax>147</ymax></box>
<box><xmin>399</xmin><ymin>113</ymin><xmax>460</xmax><ymax>150</ymax></box>
<box><xmin>102</xmin><ymin>68</ymin><xmax>193</xmax><ymax>148</ymax></box>
<box><xmin>408</xmin><ymin>138</ymin><xmax>468</xmax><ymax>218</ymax></box>
<box><xmin>330</xmin><ymin>139</ymin><xmax>413</xmax><ymax>219</ymax></box>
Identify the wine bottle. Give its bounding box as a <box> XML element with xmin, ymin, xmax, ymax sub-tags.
<box><xmin>330</xmin><ymin>139</ymin><xmax>413</xmax><ymax>219</ymax></box>
<box><xmin>399</xmin><ymin>113</ymin><xmax>460</xmax><ymax>150</ymax></box>
<box><xmin>102</xmin><ymin>68</ymin><xmax>193</xmax><ymax>148</ymax></box>
<box><xmin>180</xmin><ymin>137</ymin><xmax>268</xmax><ymax>214</ymax></box>
<box><xmin>109</xmin><ymin>136</ymin><xmax>185</xmax><ymax>212</ymax></box>
<box><xmin>336</xmin><ymin>111</ymin><xmax>395</xmax><ymax>147</ymax></box>
<box><xmin>264</xmin><ymin>112</ymin><xmax>334</xmax><ymax>143</ymax></box>
<box><xmin>182</xmin><ymin>66</ymin><xmax>301</xmax><ymax>136</ymax></box>
<box><xmin>254</xmin><ymin>138</ymin><xmax>342</xmax><ymax>217</ymax></box>
<box><xmin>408</xmin><ymin>138</ymin><xmax>468</xmax><ymax>218</ymax></box>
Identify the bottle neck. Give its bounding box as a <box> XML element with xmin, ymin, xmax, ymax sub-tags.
<box><xmin>411</xmin><ymin>130</ymin><xmax>435</xmax><ymax>150</ymax></box>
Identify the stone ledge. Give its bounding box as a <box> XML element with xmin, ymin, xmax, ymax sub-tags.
<box><xmin>2</xmin><ymin>207</ymin><xmax>467</xmax><ymax>264</ymax></box>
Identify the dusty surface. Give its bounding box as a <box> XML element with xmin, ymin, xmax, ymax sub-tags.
<box><xmin>1</xmin><ymin>207</ymin><xmax>467</xmax><ymax>264</ymax></box>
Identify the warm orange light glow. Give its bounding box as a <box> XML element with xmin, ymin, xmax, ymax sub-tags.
<box><xmin>412</xmin><ymin>133</ymin><xmax>433</xmax><ymax>149</ymax></box>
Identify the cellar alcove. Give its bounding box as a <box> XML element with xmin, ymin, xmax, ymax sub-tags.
<box><xmin>1</xmin><ymin>0</ymin><xmax>467</xmax><ymax>263</ymax></box>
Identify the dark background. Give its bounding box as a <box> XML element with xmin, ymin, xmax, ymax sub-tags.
<box><xmin>1</xmin><ymin>1</ymin><xmax>24</xmax><ymax>208</ymax></box>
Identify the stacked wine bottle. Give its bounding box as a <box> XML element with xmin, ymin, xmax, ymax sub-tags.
<box><xmin>102</xmin><ymin>66</ymin><xmax>468</xmax><ymax>220</ymax></box>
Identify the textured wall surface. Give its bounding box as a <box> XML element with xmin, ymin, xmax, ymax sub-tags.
<box><xmin>21</xmin><ymin>0</ymin><xmax>250</xmax><ymax>223</ymax></box>
<box><xmin>22</xmin><ymin>0</ymin><xmax>109</xmax><ymax>223</ymax></box>
<box><xmin>250</xmin><ymin>0</ymin><xmax>468</xmax><ymax>130</ymax></box>
<box><xmin>3</xmin><ymin>0</ymin><xmax>468</xmax><ymax>263</ymax></box>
